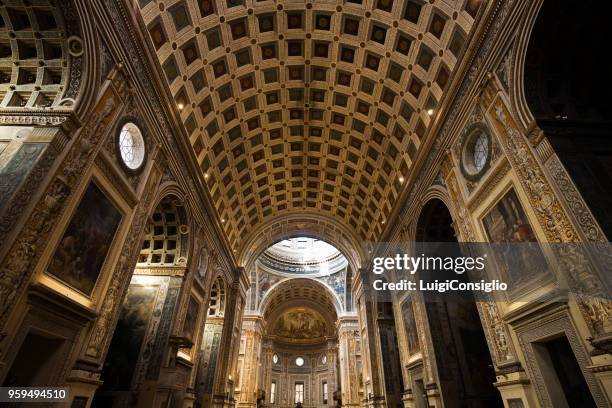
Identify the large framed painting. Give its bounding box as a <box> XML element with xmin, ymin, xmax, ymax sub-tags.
<box><xmin>482</xmin><ymin>188</ymin><xmax>548</xmax><ymax>288</ymax></box>
<box><xmin>47</xmin><ymin>181</ymin><xmax>123</xmax><ymax>295</ymax></box>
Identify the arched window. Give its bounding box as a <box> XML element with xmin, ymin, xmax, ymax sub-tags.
<box><xmin>208</xmin><ymin>277</ymin><xmax>226</xmax><ymax>317</ymax></box>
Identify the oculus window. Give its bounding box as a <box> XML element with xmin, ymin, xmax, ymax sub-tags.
<box><xmin>117</xmin><ymin>122</ymin><xmax>146</xmax><ymax>171</ymax></box>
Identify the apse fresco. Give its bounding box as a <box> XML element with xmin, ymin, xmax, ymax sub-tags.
<box><xmin>47</xmin><ymin>182</ymin><xmax>122</xmax><ymax>295</ymax></box>
<box><xmin>272</xmin><ymin>308</ymin><xmax>328</xmax><ymax>341</ymax></box>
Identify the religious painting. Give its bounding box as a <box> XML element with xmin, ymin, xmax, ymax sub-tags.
<box><xmin>319</xmin><ymin>273</ymin><xmax>345</xmax><ymax>296</ymax></box>
<box><xmin>483</xmin><ymin>188</ymin><xmax>536</xmax><ymax>242</ymax></box>
<box><xmin>100</xmin><ymin>284</ymin><xmax>158</xmax><ymax>391</ymax></box>
<box><xmin>47</xmin><ymin>182</ymin><xmax>122</xmax><ymax>295</ymax></box>
<box><xmin>197</xmin><ymin>247</ymin><xmax>209</xmax><ymax>280</ymax></box>
<box><xmin>258</xmin><ymin>272</ymin><xmax>282</xmax><ymax>302</ymax></box>
<box><xmin>182</xmin><ymin>295</ymin><xmax>200</xmax><ymax>340</ymax></box>
<box><xmin>482</xmin><ymin>188</ymin><xmax>548</xmax><ymax>287</ymax></box>
<box><xmin>272</xmin><ymin>307</ymin><xmax>328</xmax><ymax>341</ymax></box>
<box><xmin>401</xmin><ymin>299</ymin><xmax>420</xmax><ymax>353</ymax></box>
<box><xmin>0</xmin><ymin>143</ymin><xmax>45</xmax><ymax>209</ymax></box>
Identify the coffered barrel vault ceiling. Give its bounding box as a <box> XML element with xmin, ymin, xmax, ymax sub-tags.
<box><xmin>137</xmin><ymin>0</ymin><xmax>482</xmax><ymax>248</ymax></box>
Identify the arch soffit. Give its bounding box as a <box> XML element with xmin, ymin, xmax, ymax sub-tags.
<box><xmin>0</xmin><ymin>1</ymin><xmax>98</xmax><ymax>118</ymax></box>
<box><xmin>258</xmin><ymin>277</ymin><xmax>343</xmax><ymax>321</ymax></box>
<box><xmin>72</xmin><ymin>1</ymin><xmax>101</xmax><ymax>119</ymax></box>
<box><xmin>412</xmin><ymin>186</ymin><xmax>453</xmax><ymax>231</ymax></box>
<box><xmin>509</xmin><ymin>0</ymin><xmax>545</xmax><ymax>130</ymax></box>
<box><xmin>238</xmin><ymin>212</ymin><xmax>364</xmax><ymax>273</ymax></box>
<box><xmin>148</xmin><ymin>185</ymin><xmax>194</xmax><ymax>262</ymax></box>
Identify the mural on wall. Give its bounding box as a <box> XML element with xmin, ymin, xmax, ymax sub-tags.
<box><xmin>183</xmin><ymin>295</ymin><xmax>200</xmax><ymax>340</ymax></box>
<box><xmin>146</xmin><ymin>279</ymin><xmax>181</xmax><ymax>380</ymax></box>
<box><xmin>258</xmin><ymin>272</ymin><xmax>283</xmax><ymax>304</ymax></box>
<box><xmin>99</xmin><ymin>284</ymin><xmax>158</xmax><ymax>391</ymax></box>
<box><xmin>272</xmin><ymin>308</ymin><xmax>328</xmax><ymax>341</ymax></box>
<box><xmin>401</xmin><ymin>299</ymin><xmax>419</xmax><ymax>353</ymax></box>
<box><xmin>482</xmin><ymin>188</ymin><xmax>548</xmax><ymax>287</ymax></box>
<box><xmin>197</xmin><ymin>327</ymin><xmax>223</xmax><ymax>396</ymax></box>
<box><xmin>0</xmin><ymin>143</ymin><xmax>45</xmax><ymax>209</ymax></box>
<box><xmin>47</xmin><ymin>182</ymin><xmax>123</xmax><ymax>295</ymax></box>
<box><xmin>483</xmin><ymin>188</ymin><xmax>536</xmax><ymax>242</ymax></box>
<box><xmin>197</xmin><ymin>247</ymin><xmax>209</xmax><ymax>280</ymax></box>
<box><xmin>318</xmin><ymin>273</ymin><xmax>345</xmax><ymax>297</ymax></box>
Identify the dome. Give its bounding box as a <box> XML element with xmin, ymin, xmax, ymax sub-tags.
<box><xmin>260</xmin><ymin>237</ymin><xmax>347</xmax><ymax>275</ymax></box>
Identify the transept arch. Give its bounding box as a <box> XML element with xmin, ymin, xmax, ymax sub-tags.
<box><xmin>238</xmin><ymin>212</ymin><xmax>364</xmax><ymax>273</ymax></box>
<box><xmin>259</xmin><ymin>277</ymin><xmax>343</xmax><ymax>318</ymax></box>
<box><xmin>137</xmin><ymin>193</ymin><xmax>192</xmax><ymax>267</ymax></box>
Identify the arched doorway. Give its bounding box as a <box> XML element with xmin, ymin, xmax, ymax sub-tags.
<box><xmin>524</xmin><ymin>0</ymin><xmax>612</xmax><ymax>239</ymax></box>
<box><xmin>92</xmin><ymin>195</ymin><xmax>191</xmax><ymax>407</ymax></box>
<box><xmin>375</xmin><ymin>296</ymin><xmax>404</xmax><ymax>408</ymax></box>
<box><xmin>416</xmin><ymin>199</ymin><xmax>502</xmax><ymax>408</ymax></box>
<box><xmin>193</xmin><ymin>276</ymin><xmax>228</xmax><ymax>407</ymax></box>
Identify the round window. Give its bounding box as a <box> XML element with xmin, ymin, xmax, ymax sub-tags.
<box><xmin>117</xmin><ymin>122</ymin><xmax>146</xmax><ymax>171</ymax></box>
<box><xmin>460</xmin><ymin>127</ymin><xmax>491</xmax><ymax>181</ymax></box>
<box><xmin>472</xmin><ymin>132</ymin><xmax>489</xmax><ymax>172</ymax></box>
<box><xmin>272</xmin><ymin>354</ymin><xmax>279</xmax><ymax>364</ymax></box>
<box><xmin>295</xmin><ymin>357</ymin><xmax>305</xmax><ymax>367</ymax></box>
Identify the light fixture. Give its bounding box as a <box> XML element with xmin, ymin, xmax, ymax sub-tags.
<box><xmin>427</xmin><ymin>108</ymin><xmax>434</xmax><ymax>116</ymax></box>
<box><xmin>398</xmin><ymin>176</ymin><xmax>405</xmax><ymax>183</ymax></box>
<box><xmin>381</xmin><ymin>220</ymin><xmax>385</xmax><ymax>225</ymax></box>
<box><xmin>221</xmin><ymin>218</ymin><xmax>225</xmax><ymax>223</ymax></box>
<box><xmin>204</xmin><ymin>173</ymin><xmax>209</xmax><ymax>179</ymax></box>
<box><xmin>177</xmin><ymin>102</ymin><xmax>185</xmax><ymax>110</ymax></box>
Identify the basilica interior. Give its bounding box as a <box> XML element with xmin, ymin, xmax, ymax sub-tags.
<box><xmin>0</xmin><ymin>0</ymin><xmax>611</xmax><ymax>407</ymax></box>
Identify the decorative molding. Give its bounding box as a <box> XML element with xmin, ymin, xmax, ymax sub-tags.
<box><xmin>544</xmin><ymin>155</ymin><xmax>606</xmax><ymax>243</ymax></box>
<box><xmin>489</xmin><ymin>97</ymin><xmax>612</xmax><ymax>336</ymax></box>
<box><xmin>0</xmin><ymin>88</ymin><xmax>120</xmax><ymax>329</ymax></box>
<box><xmin>516</xmin><ymin>307</ymin><xmax>607</xmax><ymax>407</ymax></box>
<box><xmin>466</xmin><ymin>158</ymin><xmax>512</xmax><ymax>212</ymax></box>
